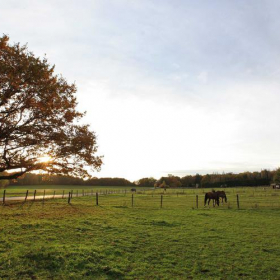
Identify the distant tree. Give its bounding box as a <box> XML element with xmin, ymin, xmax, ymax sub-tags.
<box><xmin>155</xmin><ymin>176</ymin><xmax>182</xmax><ymax>188</ymax></box>
<box><xmin>261</xmin><ymin>169</ymin><xmax>270</xmax><ymax>179</ymax></box>
<box><xmin>167</xmin><ymin>176</ymin><xmax>182</xmax><ymax>188</ymax></box>
<box><xmin>194</xmin><ymin>173</ymin><xmax>202</xmax><ymax>185</ymax></box>
<box><xmin>85</xmin><ymin>177</ymin><xmax>134</xmax><ymax>186</ymax></box>
<box><xmin>181</xmin><ymin>175</ymin><xmax>195</xmax><ymax>187</ymax></box>
<box><xmin>0</xmin><ymin>35</ymin><xmax>102</xmax><ymax>180</ymax></box>
<box><xmin>273</xmin><ymin>168</ymin><xmax>280</xmax><ymax>184</ymax></box>
<box><xmin>136</xmin><ymin>177</ymin><xmax>156</xmax><ymax>187</ymax></box>
<box><xmin>201</xmin><ymin>174</ymin><xmax>211</xmax><ymax>187</ymax></box>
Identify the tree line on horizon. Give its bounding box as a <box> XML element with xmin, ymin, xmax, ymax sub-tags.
<box><xmin>2</xmin><ymin>168</ymin><xmax>279</xmax><ymax>189</ymax></box>
<box><xmin>152</xmin><ymin>169</ymin><xmax>278</xmax><ymax>188</ymax></box>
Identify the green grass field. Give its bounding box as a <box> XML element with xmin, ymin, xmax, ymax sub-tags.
<box><xmin>1</xmin><ymin>186</ymin><xmax>280</xmax><ymax>279</ymax></box>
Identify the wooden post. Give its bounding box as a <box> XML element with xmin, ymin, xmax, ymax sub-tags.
<box><xmin>196</xmin><ymin>195</ymin><xmax>198</xmax><ymax>209</ymax></box>
<box><xmin>62</xmin><ymin>190</ymin><xmax>64</xmax><ymax>198</ymax></box>
<box><xmin>237</xmin><ymin>194</ymin><xmax>240</xmax><ymax>209</ymax></box>
<box><xmin>53</xmin><ymin>191</ymin><xmax>55</xmax><ymax>199</ymax></box>
<box><xmin>96</xmin><ymin>192</ymin><xmax>99</xmax><ymax>206</ymax></box>
<box><xmin>161</xmin><ymin>195</ymin><xmax>163</xmax><ymax>208</ymax></box>
<box><xmin>132</xmin><ymin>194</ymin><xmax>134</xmax><ymax>208</ymax></box>
<box><xmin>25</xmin><ymin>190</ymin><xmax>29</xmax><ymax>202</ymax></box>
<box><xmin>68</xmin><ymin>192</ymin><xmax>71</xmax><ymax>204</ymax></box>
<box><xmin>33</xmin><ymin>190</ymin><xmax>36</xmax><ymax>201</ymax></box>
<box><xmin>3</xmin><ymin>190</ymin><xmax>6</xmax><ymax>205</ymax></box>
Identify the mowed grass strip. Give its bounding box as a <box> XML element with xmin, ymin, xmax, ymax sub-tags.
<box><xmin>0</xmin><ymin>188</ymin><xmax>280</xmax><ymax>279</ymax></box>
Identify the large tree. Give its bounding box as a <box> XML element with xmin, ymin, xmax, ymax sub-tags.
<box><xmin>0</xmin><ymin>35</ymin><xmax>102</xmax><ymax>180</ymax></box>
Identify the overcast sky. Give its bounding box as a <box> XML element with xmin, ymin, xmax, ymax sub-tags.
<box><xmin>1</xmin><ymin>0</ymin><xmax>280</xmax><ymax>180</ymax></box>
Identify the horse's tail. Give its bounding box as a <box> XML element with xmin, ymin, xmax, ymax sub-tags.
<box><xmin>204</xmin><ymin>193</ymin><xmax>208</xmax><ymax>206</ymax></box>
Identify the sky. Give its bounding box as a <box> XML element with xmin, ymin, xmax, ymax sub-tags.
<box><xmin>1</xmin><ymin>0</ymin><xmax>280</xmax><ymax>181</ymax></box>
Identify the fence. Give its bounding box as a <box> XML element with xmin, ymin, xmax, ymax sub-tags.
<box><xmin>1</xmin><ymin>187</ymin><xmax>280</xmax><ymax>210</ymax></box>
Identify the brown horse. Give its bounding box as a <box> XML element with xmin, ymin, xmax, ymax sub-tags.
<box><xmin>204</xmin><ymin>191</ymin><xmax>220</xmax><ymax>207</ymax></box>
<box><xmin>216</xmin><ymin>191</ymin><xmax>227</xmax><ymax>204</ymax></box>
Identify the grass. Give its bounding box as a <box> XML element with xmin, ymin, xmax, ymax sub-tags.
<box><xmin>0</xmin><ymin>187</ymin><xmax>280</xmax><ymax>279</ymax></box>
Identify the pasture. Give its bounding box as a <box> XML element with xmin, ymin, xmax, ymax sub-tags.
<box><xmin>0</xmin><ymin>186</ymin><xmax>280</xmax><ymax>279</ymax></box>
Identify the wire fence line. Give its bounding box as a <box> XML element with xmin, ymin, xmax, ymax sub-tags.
<box><xmin>1</xmin><ymin>187</ymin><xmax>280</xmax><ymax>210</ymax></box>
<box><xmin>0</xmin><ymin>189</ymin><xmax>129</xmax><ymax>203</ymax></box>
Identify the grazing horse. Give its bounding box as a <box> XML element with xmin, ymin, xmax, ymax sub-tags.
<box><xmin>216</xmin><ymin>191</ymin><xmax>227</xmax><ymax>204</ymax></box>
<box><xmin>204</xmin><ymin>191</ymin><xmax>220</xmax><ymax>207</ymax></box>
<box><xmin>131</xmin><ymin>188</ymin><xmax>136</xmax><ymax>192</ymax></box>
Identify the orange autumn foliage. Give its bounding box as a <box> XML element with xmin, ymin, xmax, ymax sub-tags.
<box><xmin>0</xmin><ymin>35</ymin><xmax>102</xmax><ymax>180</ymax></box>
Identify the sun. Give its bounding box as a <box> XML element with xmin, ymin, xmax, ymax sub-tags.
<box><xmin>38</xmin><ymin>155</ymin><xmax>52</xmax><ymax>163</ymax></box>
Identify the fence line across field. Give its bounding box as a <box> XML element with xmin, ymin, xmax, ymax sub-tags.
<box><xmin>1</xmin><ymin>187</ymin><xmax>280</xmax><ymax>209</ymax></box>
<box><xmin>0</xmin><ymin>189</ymin><xmax>129</xmax><ymax>203</ymax></box>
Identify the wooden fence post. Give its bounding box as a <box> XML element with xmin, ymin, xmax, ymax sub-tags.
<box><xmin>196</xmin><ymin>195</ymin><xmax>198</xmax><ymax>209</ymax></box>
<box><xmin>237</xmin><ymin>194</ymin><xmax>240</xmax><ymax>209</ymax></box>
<box><xmin>33</xmin><ymin>190</ymin><xmax>36</xmax><ymax>201</ymax></box>
<box><xmin>132</xmin><ymin>194</ymin><xmax>134</xmax><ymax>208</ymax></box>
<box><xmin>3</xmin><ymin>190</ymin><xmax>6</xmax><ymax>205</ymax></box>
<box><xmin>96</xmin><ymin>192</ymin><xmax>99</xmax><ymax>206</ymax></box>
<box><xmin>25</xmin><ymin>190</ymin><xmax>29</xmax><ymax>203</ymax></box>
<box><xmin>68</xmin><ymin>192</ymin><xmax>71</xmax><ymax>204</ymax></box>
<box><xmin>161</xmin><ymin>195</ymin><xmax>163</xmax><ymax>208</ymax></box>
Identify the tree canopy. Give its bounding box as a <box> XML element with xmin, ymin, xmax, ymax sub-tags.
<box><xmin>273</xmin><ymin>168</ymin><xmax>280</xmax><ymax>184</ymax></box>
<box><xmin>0</xmin><ymin>35</ymin><xmax>102</xmax><ymax>180</ymax></box>
<box><xmin>135</xmin><ymin>177</ymin><xmax>156</xmax><ymax>187</ymax></box>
